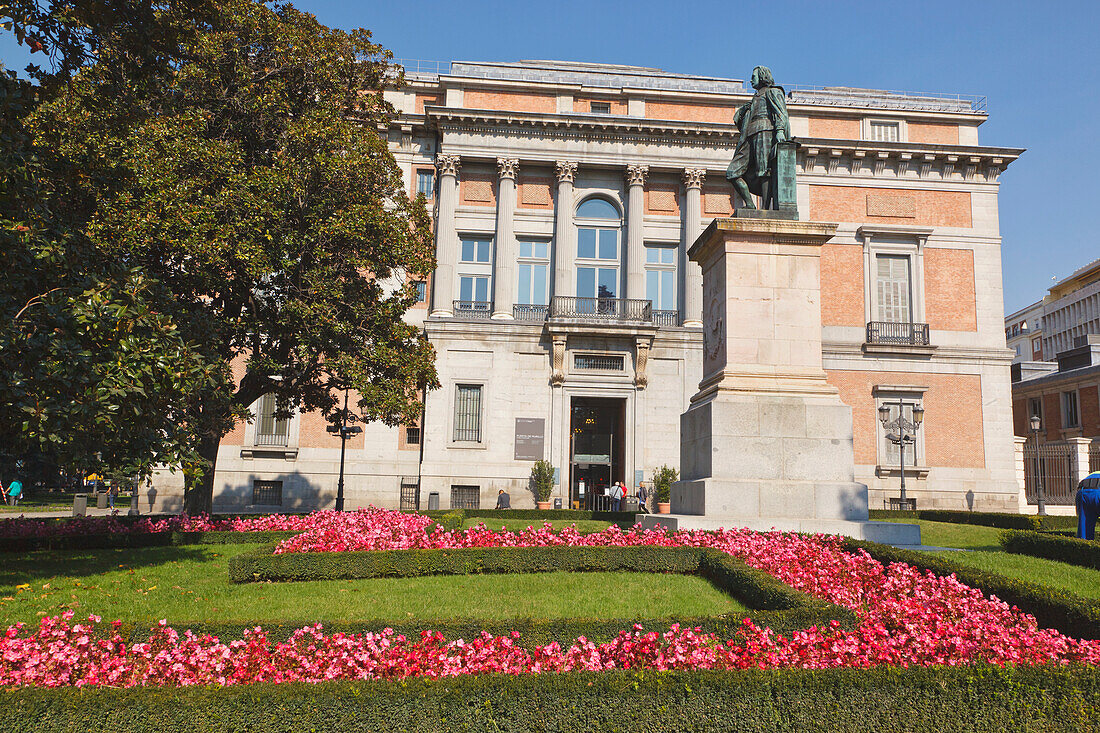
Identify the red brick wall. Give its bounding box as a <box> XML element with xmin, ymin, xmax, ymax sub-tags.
<box><xmin>820</xmin><ymin>244</ymin><xmax>865</xmax><ymax>327</ymax></box>
<box><xmin>645</xmin><ymin>184</ymin><xmax>681</xmax><ymax>216</ymax></box>
<box><xmin>646</xmin><ymin>100</ymin><xmax>735</xmax><ymax>124</ymax></box>
<box><xmin>809</xmin><ymin>186</ymin><xmax>972</xmax><ymax>228</ymax></box>
<box><xmin>460</xmin><ymin>174</ymin><xmax>496</xmax><ymax>207</ymax></box>
<box><xmin>923</xmin><ymin>248</ymin><xmax>977</xmax><ymax>332</ymax></box>
<box><xmin>909</xmin><ymin>121</ymin><xmax>959</xmax><ymax>145</ymax></box>
<box><xmin>414</xmin><ymin>94</ymin><xmax>440</xmax><ymax>113</ymax></box>
<box><xmin>1042</xmin><ymin>393</ymin><xmax>1062</xmax><ymax>441</ymax></box>
<box><xmin>575</xmin><ymin>98</ymin><xmax>627</xmax><ymax>114</ymax></box>
<box><xmin>1081</xmin><ymin>385</ymin><xmax>1100</xmax><ymax>436</ymax></box>
<box><xmin>807</xmin><ymin>116</ymin><xmax>861</xmax><ymax>139</ymax></box>
<box><xmin>464</xmin><ymin>90</ymin><xmax>556</xmax><ymax>113</ymax></box>
<box><xmin>1012</xmin><ymin>398</ymin><xmax>1029</xmax><ymax>437</ymax></box>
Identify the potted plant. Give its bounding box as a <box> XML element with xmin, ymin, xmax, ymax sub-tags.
<box><xmin>530</xmin><ymin>459</ymin><xmax>555</xmax><ymax>510</ymax></box>
<box><xmin>652</xmin><ymin>465</ymin><xmax>677</xmax><ymax>514</ymax></box>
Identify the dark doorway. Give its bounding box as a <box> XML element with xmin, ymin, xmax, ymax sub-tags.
<box><xmin>569</xmin><ymin>397</ymin><xmax>626</xmax><ymax>509</ymax></box>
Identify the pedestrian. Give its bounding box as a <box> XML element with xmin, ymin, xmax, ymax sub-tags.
<box><xmin>5</xmin><ymin>477</ymin><xmax>22</xmax><ymax>506</ymax></box>
<box><xmin>495</xmin><ymin>488</ymin><xmax>511</xmax><ymax>509</ymax></box>
<box><xmin>637</xmin><ymin>482</ymin><xmax>649</xmax><ymax>513</ymax></box>
<box><xmin>108</xmin><ymin>483</ymin><xmax>119</xmax><ymax>510</ymax></box>
<box><xmin>611</xmin><ymin>481</ymin><xmax>624</xmax><ymax>512</ymax></box>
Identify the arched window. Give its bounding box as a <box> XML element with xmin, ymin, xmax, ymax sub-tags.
<box><xmin>575</xmin><ymin>197</ymin><xmax>621</xmax><ymax>301</ymax></box>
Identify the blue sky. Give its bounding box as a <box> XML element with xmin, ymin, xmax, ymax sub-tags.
<box><xmin>3</xmin><ymin>0</ymin><xmax>1096</xmax><ymax>313</ymax></box>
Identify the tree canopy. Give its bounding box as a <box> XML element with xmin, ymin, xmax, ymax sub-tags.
<box><xmin>1</xmin><ymin>0</ymin><xmax>437</xmax><ymax>508</ymax></box>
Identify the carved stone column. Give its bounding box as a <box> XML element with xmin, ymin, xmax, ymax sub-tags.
<box><xmin>492</xmin><ymin>157</ymin><xmax>519</xmax><ymax>319</ymax></box>
<box><xmin>634</xmin><ymin>337</ymin><xmax>652</xmax><ymax>389</ymax></box>
<box><xmin>681</xmin><ymin>168</ymin><xmax>706</xmax><ymax>328</ymax></box>
<box><xmin>550</xmin><ymin>335</ymin><xmax>567</xmax><ymax>386</ymax></box>
<box><xmin>553</xmin><ymin>161</ymin><xmax>578</xmax><ymax>300</ymax></box>
<box><xmin>625</xmin><ymin>164</ymin><xmax>648</xmax><ymax>302</ymax></box>
<box><xmin>431</xmin><ymin>155</ymin><xmax>461</xmax><ymax>317</ymax></box>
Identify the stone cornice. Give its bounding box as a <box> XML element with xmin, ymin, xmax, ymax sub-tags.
<box><xmin>427</xmin><ymin>106</ymin><xmax>738</xmax><ymax>141</ymax></box>
<box><xmin>798</xmin><ymin>137</ymin><xmax>1022</xmax><ymax>182</ymax></box>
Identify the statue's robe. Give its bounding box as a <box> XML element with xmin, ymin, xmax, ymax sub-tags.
<box><xmin>726</xmin><ymin>85</ymin><xmax>789</xmax><ymax>196</ymax></box>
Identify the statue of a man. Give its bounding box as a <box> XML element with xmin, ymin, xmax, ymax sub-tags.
<box><xmin>726</xmin><ymin>66</ymin><xmax>790</xmax><ymax>210</ymax></box>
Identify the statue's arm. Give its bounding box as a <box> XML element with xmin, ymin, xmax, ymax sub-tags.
<box><xmin>733</xmin><ymin>102</ymin><xmax>748</xmax><ymax>131</ymax></box>
<box><xmin>766</xmin><ymin>88</ymin><xmax>790</xmax><ymax>142</ymax></box>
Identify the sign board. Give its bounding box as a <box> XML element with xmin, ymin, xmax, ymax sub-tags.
<box><xmin>514</xmin><ymin>418</ymin><xmax>545</xmax><ymax>461</ymax></box>
<box><xmin>634</xmin><ymin>470</ymin><xmax>645</xmax><ymax>486</ymax></box>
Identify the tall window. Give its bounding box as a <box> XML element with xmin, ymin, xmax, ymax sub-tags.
<box><xmin>255</xmin><ymin>393</ymin><xmax>289</xmax><ymax>447</ymax></box>
<box><xmin>458</xmin><ymin>236</ymin><xmax>493</xmax><ymax>307</ymax></box>
<box><xmin>575</xmin><ymin>197</ymin><xmax>621</xmax><ymax>300</ymax></box>
<box><xmin>1062</xmin><ymin>391</ymin><xmax>1080</xmax><ymax>428</ymax></box>
<box><xmin>453</xmin><ymin>385</ymin><xmax>483</xmax><ymax>442</ymax></box>
<box><xmin>878</xmin><ymin>400</ymin><xmax>921</xmax><ymax>467</ymax></box>
<box><xmin>517</xmin><ymin>240</ymin><xmax>549</xmax><ymax>305</ymax></box>
<box><xmin>1028</xmin><ymin>397</ymin><xmax>1043</xmax><ymax>427</ymax></box>
<box><xmin>875</xmin><ymin>254</ymin><xmax>912</xmax><ymax>323</ymax></box>
<box><xmin>416</xmin><ymin>170</ymin><xmax>435</xmax><ymax>198</ymax></box>
<box><xmin>645</xmin><ymin>244</ymin><xmax>677</xmax><ymax>311</ymax></box>
<box><xmin>868</xmin><ymin>120</ymin><xmax>900</xmax><ymax>142</ymax></box>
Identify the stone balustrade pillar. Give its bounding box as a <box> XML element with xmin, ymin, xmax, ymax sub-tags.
<box><xmin>492</xmin><ymin>158</ymin><xmax>519</xmax><ymax>319</ymax></box>
<box><xmin>625</xmin><ymin>164</ymin><xmax>648</xmax><ymax>302</ymax></box>
<box><xmin>553</xmin><ymin>161</ymin><xmax>578</xmax><ymax>299</ymax></box>
<box><xmin>430</xmin><ymin>154</ymin><xmax>461</xmax><ymax>317</ymax></box>
<box><xmin>682</xmin><ymin>168</ymin><xmax>706</xmax><ymax>327</ymax></box>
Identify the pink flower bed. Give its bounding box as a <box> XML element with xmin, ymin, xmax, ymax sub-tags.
<box><xmin>1</xmin><ymin>508</ymin><xmax>1098</xmax><ymax>687</ymax></box>
<box><xmin>0</xmin><ymin>512</ymin><xmax>315</xmax><ymax>540</ymax></box>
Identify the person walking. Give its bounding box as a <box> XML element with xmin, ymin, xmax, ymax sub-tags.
<box><xmin>4</xmin><ymin>477</ymin><xmax>22</xmax><ymax>506</ymax></box>
<box><xmin>107</xmin><ymin>483</ymin><xmax>119</xmax><ymax>510</ymax></box>
<box><xmin>636</xmin><ymin>482</ymin><xmax>649</xmax><ymax>513</ymax></box>
<box><xmin>611</xmin><ymin>481</ymin><xmax>624</xmax><ymax>512</ymax></box>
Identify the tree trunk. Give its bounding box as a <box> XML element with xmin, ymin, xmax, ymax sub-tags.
<box><xmin>184</xmin><ymin>433</ymin><xmax>222</xmax><ymax>515</ymax></box>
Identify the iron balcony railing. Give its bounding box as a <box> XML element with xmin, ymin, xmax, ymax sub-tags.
<box><xmin>550</xmin><ymin>296</ymin><xmax>652</xmax><ymax>323</ymax></box>
<box><xmin>652</xmin><ymin>310</ymin><xmax>680</xmax><ymax>327</ymax></box>
<box><xmin>254</xmin><ymin>432</ymin><xmax>289</xmax><ymax>447</ymax></box>
<box><xmin>453</xmin><ymin>300</ymin><xmax>492</xmax><ymax>320</ymax></box>
<box><xmin>866</xmin><ymin>321</ymin><xmax>930</xmax><ymax>346</ymax></box>
<box><xmin>513</xmin><ymin>304</ymin><xmax>549</xmax><ymax>321</ymax></box>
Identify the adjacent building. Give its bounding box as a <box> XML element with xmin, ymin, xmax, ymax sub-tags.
<box><xmin>189</xmin><ymin>60</ymin><xmax>1024</xmax><ymax>514</ymax></box>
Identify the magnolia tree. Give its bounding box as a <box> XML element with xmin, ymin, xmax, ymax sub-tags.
<box><xmin>3</xmin><ymin>0</ymin><xmax>438</xmax><ymax>508</ymax></box>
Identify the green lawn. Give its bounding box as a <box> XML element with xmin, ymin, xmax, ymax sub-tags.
<box><xmin>878</xmin><ymin>518</ymin><xmax>1004</xmax><ymax>551</ymax></box>
<box><xmin>462</xmin><ymin>517</ymin><xmax>619</xmax><ymax>533</ymax></box>
<box><xmin>0</xmin><ymin>544</ymin><xmax>745</xmax><ymax>627</ymax></box>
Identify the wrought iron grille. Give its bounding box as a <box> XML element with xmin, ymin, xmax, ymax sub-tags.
<box><xmin>453</xmin><ymin>300</ymin><xmax>492</xmax><ymax>319</ymax></box>
<box><xmin>399</xmin><ymin>481</ymin><xmax>420</xmax><ymax>511</ymax></box>
<box><xmin>453</xmin><ymin>385</ymin><xmax>482</xmax><ymax>442</ymax></box>
<box><xmin>549</xmin><ymin>296</ymin><xmax>652</xmax><ymax>322</ymax></box>
<box><xmin>652</xmin><ymin>310</ymin><xmax>680</xmax><ymax>327</ymax></box>
<box><xmin>450</xmin><ymin>485</ymin><xmax>481</xmax><ymax>510</ymax></box>
<box><xmin>1091</xmin><ymin>442</ymin><xmax>1100</xmax><ymax>474</ymax></box>
<box><xmin>574</xmin><ymin>354</ymin><xmax>625</xmax><ymax>371</ymax></box>
<box><xmin>254</xmin><ymin>432</ymin><xmax>289</xmax><ymax>447</ymax></box>
<box><xmin>513</xmin><ymin>304</ymin><xmax>549</xmax><ymax>321</ymax></box>
<box><xmin>251</xmin><ymin>480</ymin><xmax>283</xmax><ymax>506</ymax></box>
<box><xmin>1022</xmin><ymin>443</ymin><xmax>1078</xmax><ymax>505</ymax></box>
<box><xmin>866</xmin><ymin>321</ymin><xmax>931</xmax><ymax>346</ymax></box>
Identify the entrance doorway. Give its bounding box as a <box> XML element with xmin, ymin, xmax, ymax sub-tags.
<box><xmin>569</xmin><ymin>397</ymin><xmax>626</xmax><ymax>510</ymax></box>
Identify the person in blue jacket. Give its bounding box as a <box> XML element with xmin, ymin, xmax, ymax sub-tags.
<box><xmin>1076</xmin><ymin>472</ymin><xmax>1100</xmax><ymax>540</ymax></box>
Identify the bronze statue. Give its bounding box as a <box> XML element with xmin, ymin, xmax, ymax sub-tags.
<box><xmin>726</xmin><ymin>66</ymin><xmax>791</xmax><ymax>211</ymax></box>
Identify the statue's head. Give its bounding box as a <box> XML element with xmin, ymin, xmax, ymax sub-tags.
<box><xmin>750</xmin><ymin>66</ymin><xmax>774</xmax><ymax>89</ymax></box>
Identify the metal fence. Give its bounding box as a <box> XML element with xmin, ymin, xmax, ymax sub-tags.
<box><xmin>866</xmin><ymin>321</ymin><xmax>931</xmax><ymax>346</ymax></box>
<box><xmin>513</xmin><ymin>304</ymin><xmax>548</xmax><ymax>321</ymax></box>
<box><xmin>251</xmin><ymin>480</ymin><xmax>283</xmax><ymax>507</ymax></box>
<box><xmin>1091</xmin><ymin>442</ymin><xmax>1100</xmax><ymax>474</ymax></box>
<box><xmin>652</xmin><ymin>310</ymin><xmax>680</xmax><ymax>327</ymax></box>
<box><xmin>450</xmin><ymin>485</ymin><xmax>481</xmax><ymax>510</ymax></box>
<box><xmin>399</xmin><ymin>482</ymin><xmax>419</xmax><ymax>511</ymax></box>
<box><xmin>1022</xmin><ymin>443</ymin><xmax>1079</xmax><ymax>505</ymax></box>
<box><xmin>453</xmin><ymin>301</ymin><xmax>492</xmax><ymax>320</ymax></box>
<box><xmin>550</xmin><ymin>296</ymin><xmax>652</xmax><ymax>323</ymax></box>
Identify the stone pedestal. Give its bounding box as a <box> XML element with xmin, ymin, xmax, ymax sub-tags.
<box><xmin>644</xmin><ymin>215</ymin><xmax>919</xmax><ymax>545</ymax></box>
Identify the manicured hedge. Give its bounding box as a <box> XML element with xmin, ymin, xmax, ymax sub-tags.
<box><xmin>1001</xmin><ymin>530</ymin><xmax>1100</xmax><ymax>571</ymax></box>
<box><xmin>2</xmin><ymin>667</ymin><xmax>1097</xmax><ymax>732</ymax></box>
<box><xmin>0</xmin><ymin>530</ymin><xmax>299</xmax><ymax>554</ymax></box>
<box><xmin>844</xmin><ymin>538</ymin><xmax>1100</xmax><ymax>640</ymax></box>
<box><xmin>868</xmin><ymin>509</ymin><xmax>1076</xmax><ymax>532</ymax></box>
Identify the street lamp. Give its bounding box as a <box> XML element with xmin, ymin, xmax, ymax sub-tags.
<box><xmin>326</xmin><ymin>388</ymin><xmax>362</xmax><ymax>511</ymax></box>
<box><xmin>1029</xmin><ymin>414</ymin><xmax>1046</xmax><ymax>516</ymax></box>
<box><xmin>878</xmin><ymin>400</ymin><xmax>924</xmax><ymax>508</ymax></box>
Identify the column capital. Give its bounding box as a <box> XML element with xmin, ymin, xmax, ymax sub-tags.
<box><xmin>496</xmin><ymin>157</ymin><xmax>520</xmax><ymax>180</ymax></box>
<box><xmin>555</xmin><ymin>160</ymin><xmax>578</xmax><ymax>184</ymax></box>
<box><xmin>435</xmin><ymin>154</ymin><xmax>461</xmax><ymax>177</ymax></box>
<box><xmin>682</xmin><ymin>168</ymin><xmax>707</xmax><ymax>190</ymax></box>
<box><xmin>625</xmin><ymin>164</ymin><xmax>649</xmax><ymax>187</ymax></box>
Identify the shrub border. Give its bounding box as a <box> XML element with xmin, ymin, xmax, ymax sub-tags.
<box><xmin>844</xmin><ymin>537</ymin><xmax>1100</xmax><ymax>640</ymax></box>
<box><xmin>868</xmin><ymin>508</ymin><xmax>1076</xmax><ymax>532</ymax></box>
<box><xmin>0</xmin><ymin>667</ymin><xmax>1097</xmax><ymax>732</ymax></box>
<box><xmin>1000</xmin><ymin>530</ymin><xmax>1100</xmax><ymax>571</ymax></box>
<box><xmin>0</xmin><ymin>530</ymin><xmax>300</xmax><ymax>554</ymax></box>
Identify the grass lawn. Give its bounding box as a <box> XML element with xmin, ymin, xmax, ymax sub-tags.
<box><xmin>878</xmin><ymin>518</ymin><xmax>1004</xmax><ymax>551</ymax></box>
<box><xmin>0</xmin><ymin>544</ymin><xmax>746</xmax><ymax>627</ymax></box>
<box><xmin>462</xmin><ymin>517</ymin><xmax>619</xmax><ymax>533</ymax></box>
<box><xmin>926</xmin><ymin>549</ymin><xmax>1100</xmax><ymax>600</ymax></box>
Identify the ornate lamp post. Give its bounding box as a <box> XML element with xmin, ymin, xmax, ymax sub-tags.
<box><xmin>326</xmin><ymin>388</ymin><xmax>362</xmax><ymax>512</ymax></box>
<box><xmin>878</xmin><ymin>400</ymin><xmax>924</xmax><ymax>507</ymax></box>
<box><xmin>1029</xmin><ymin>414</ymin><xmax>1046</xmax><ymax>516</ymax></box>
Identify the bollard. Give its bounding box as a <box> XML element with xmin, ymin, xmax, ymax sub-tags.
<box><xmin>73</xmin><ymin>494</ymin><xmax>88</xmax><ymax>517</ymax></box>
<box><xmin>96</xmin><ymin>491</ymin><xmax>109</xmax><ymax>509</ymax></box>
<box><xmin>427</xmin><ymin>491</ymin><xmax>440</xmax><ymax>511</ymax></box>
<box><xmin>128</xmin><ymin>492</ymin><xmax>140</xmax><ymax>516</ymax></box>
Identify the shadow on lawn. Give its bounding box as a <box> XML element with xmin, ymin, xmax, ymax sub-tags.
<box><xmin>0</xmin><ymin>546</ymin><xmax>224</xmax><ymax>589</ymax></box>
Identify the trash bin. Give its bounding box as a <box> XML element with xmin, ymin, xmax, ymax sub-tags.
<box><xmin>96</xmin><ymin>491</ymin><xmax>109</xmax><ymax>509</ymax></box>
<box><xmin>427</xmin><ymin>491</ymin><xmax>440</xmax><ymax>511</ymax></box>
<box><xmin>623</xmin><ymin>497</ymin><xmax>639</xmax><ymax>513</ymax></box>
<box><xmin>73</xmin><ymin>494</ymin><xmax>88</xmax><ymax>517</ymax></box>
<box><xmin>553</xmin><ymin>498</ymin><xmax>562</xmax><ymax>510</ymax></box>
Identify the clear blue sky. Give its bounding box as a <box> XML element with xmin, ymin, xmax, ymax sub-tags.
<box><xmin>3</xmin><ymin>0</ymin><xmax>1095</xmax><ymax>314</ymax></box>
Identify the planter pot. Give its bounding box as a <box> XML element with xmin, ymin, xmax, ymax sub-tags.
<box><xmin>657</xmin><ymin>502</ymin><xmax>671</xmax><ymax>514</ymax></box>
<box><xmin>536</xmin><ymin>501</ymin><xmax>552</xmax><ymax>510</ymax></box>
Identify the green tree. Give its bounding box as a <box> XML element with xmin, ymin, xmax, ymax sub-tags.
<box><xmin>3</xmin><ymin>1</ymin><xmax>437</xmax><ymax>510</ymax></box>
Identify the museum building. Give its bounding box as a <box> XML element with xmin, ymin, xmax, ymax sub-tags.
<box><xmin>195</xmin><ymin>60</ymin><xmax>1024</xmax><ymax>514</ymax></box>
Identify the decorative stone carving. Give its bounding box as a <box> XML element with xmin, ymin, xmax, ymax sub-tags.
<box><xmin>555</xmin><ymin>160</ymin><xmax>578</xmax><ymax>184</ymax></box>
<box><xmin>681</xmin><ymin>168</ymin><xmax>706</xmax><ymax>190</ymax></box>
<box><xmin>435</xmin><ymin>154</ymin><xmax>461</xmax><ymax>177</ymax></box>
<box><xmin>625</xmin><ymin>164</ymin><xmax>649</xmax><ymax>187</ymax></box>
<box><xmin>550</xmin><ymin>335</ymin><xmax>567</xmax><ymax>386</ymax></box>
<box><xmin>496</xmin><ymin>157</ymin><xmax>519</xmax><ymax>180</ymax></box>
<box><xmin>634</xmin><ymin>338</ymin><xmax>652</xmax><ymax>389</ymax></box>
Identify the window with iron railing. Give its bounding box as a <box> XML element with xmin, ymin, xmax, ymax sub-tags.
<box><xmin>450</xmin><ymin>485</ymin><xmax>481</xmax><ymax>509</ymax></box>
<box><xmin>255</xmin><ymin>393</ymin><xmax>289</xmax><ymax>447</ymax></box>
<box><xmin>252</xmin><ymin>479</ymin><xmax>283</xmax><ymax>506</ymax></box>
<box><xmin>574</xmin><ymin>354</ymin><xmax>625</xmax><ymax>371</ymax></box>
<box><xmin>453</xmin><ymin>384</ymin><xmax>483</xmax><ymax>442</ymax></box>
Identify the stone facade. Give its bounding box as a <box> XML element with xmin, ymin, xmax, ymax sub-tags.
<box><xmin>191</xmin><ymin>60</ymin><xmax>1023</xmax><ymax>515</ymax></box>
